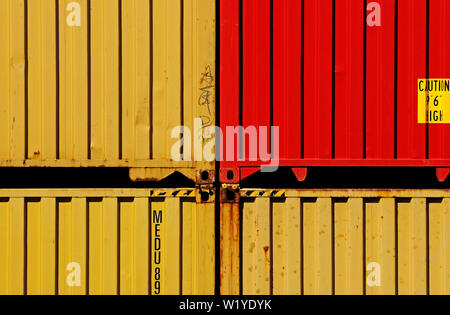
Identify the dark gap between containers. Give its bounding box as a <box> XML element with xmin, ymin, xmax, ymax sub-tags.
<box><xmin>239</xmin><ymin>167</ymin><xmax>450</xmax><ymax>189</ymax></box>
<box><xmin>0</xmin><ymin>168</ymin><xmax>194</xmax><ymax>189</ymax></box>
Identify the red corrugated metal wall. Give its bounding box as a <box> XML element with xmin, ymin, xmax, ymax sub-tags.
<box><xmin>220</xmin><ymin>0</ymin><xmax>450</xmax><ymax>183</ymax></box>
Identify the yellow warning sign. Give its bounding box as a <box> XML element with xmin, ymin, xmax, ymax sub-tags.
<box><xmin>418</xmin><ymin>79</ymin><xmax>450</xmax><ymax>123</ymax></box>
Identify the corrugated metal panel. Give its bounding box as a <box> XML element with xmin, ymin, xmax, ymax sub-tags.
<box><xmin>220</xmin><ymin>0</ymin><xmax>450</xmax><ymax>183</ymax></box>
<box><xmin>429</xmin><ymin>0</ymin><xmax>450</xmax><ymax>160</ymax></box>
<box><xmin>0</xmin><ymin>0</ymin><xmax>215</xmax><ymax>183</ymax></box>
<box><xmin>0</xmin><ymin>189</ymin><xmax>215</xmax><ymax>295</ymax></box>
<box><xmin>220</xmin><ymin>189</ymin><xmax>450</xmax><ymax>295</ymax></box>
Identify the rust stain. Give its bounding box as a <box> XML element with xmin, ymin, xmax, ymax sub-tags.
<box><xmin>263</xmin><ymin>246</ymin><xmax>270</xmax><ymax>262</ymax></box>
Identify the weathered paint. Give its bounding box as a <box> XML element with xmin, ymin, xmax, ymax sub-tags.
<box><xmin>219</xmin><ymin>189</ymin><xmax>240</xmax><ymax>295</ymax></box>
<box><xmin>0</xmin><ymin>189</ymin><xmax>215</xmax><ymax>295</ymax></box>
<box><xmin>220</xmin><ymin>189</ymin><xmax>450</xmax><ymax>295</ymax></box>
<box><xmin>0</xmin><ymin>0</ymin><xmax>215</xmax><ymax>182</ymax></box>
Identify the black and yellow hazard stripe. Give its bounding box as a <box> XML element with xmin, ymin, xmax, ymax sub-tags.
<box><xmin>243</xmin><ymin>190</ymin><xmax>286</xmax><ymax>198</ymax></box>
<box><xmin>150</xmin><ymin>190</ymin><xmax>196</xmax><ymax>198</ymax></box>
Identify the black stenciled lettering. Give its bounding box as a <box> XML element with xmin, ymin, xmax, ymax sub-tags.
<box><xmin>153</xmin><ymin>210</ymin><xmax>163</xmax><ymax>295</ymax></box>
<box><xmin>153</xmin><ymin>210</ymin><xmax>162</xmax><ymax>224</ymax></box>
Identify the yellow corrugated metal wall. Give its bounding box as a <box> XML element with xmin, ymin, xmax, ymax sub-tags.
<box><xmin>0</xmin><ymin>189</ymin><xmax>215</xmax><ymax>295</ymax></box>
<box><xmin>0</xmin><ymin>0</ymin><xmax>215</xmax><ymax>180</ymax></box>
<box><xmin>221</xmin><ymin>190</ymin><xmax>450</xmax><ymax>295</ymax></box>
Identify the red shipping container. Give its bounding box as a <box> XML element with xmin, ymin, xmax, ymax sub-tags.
<box><xmin>220</xmin><ymin>0</ymin><xmax>450</xmax><ymax>183</ymax></box>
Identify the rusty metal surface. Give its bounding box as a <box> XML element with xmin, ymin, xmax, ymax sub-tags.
<box><xmin>220</xmin><ymin>189</ymin><xmax>450</xmax><ymax>295</ymax></box>
<box><xmin>0</xmin><ymin>0</ymin><xmax>215</xmax><ymax>182</ymax></box>
<box><xmin>0</xmin><ymin>188</ymin><xmax>215</xmax><ymax>295</ymax></box>
<box><xmin>220</xmin><ymin>191</ymin><xmax>240</xmax><ymax>295</ymax></box>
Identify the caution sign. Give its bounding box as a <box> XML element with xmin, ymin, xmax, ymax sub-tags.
<box><xmin>418</xmin><ymin>79</ymin><xmax>450</xmax><ymax>123</ymax></box>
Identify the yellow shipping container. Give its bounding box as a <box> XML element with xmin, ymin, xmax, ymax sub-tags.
<box><xmin>0</xmin><ymin>188</ymin><xmax>215</xmax><ymax>295</ymax></box>
<box><xmin>220</xmin><ymin>189</ymin><xmax>450</xmax><ymax>295</ymax></box>
<box><xmin>0</xmin><ymin>0</ymin><xmax>215</xmax><ymax>183</ymax></box>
